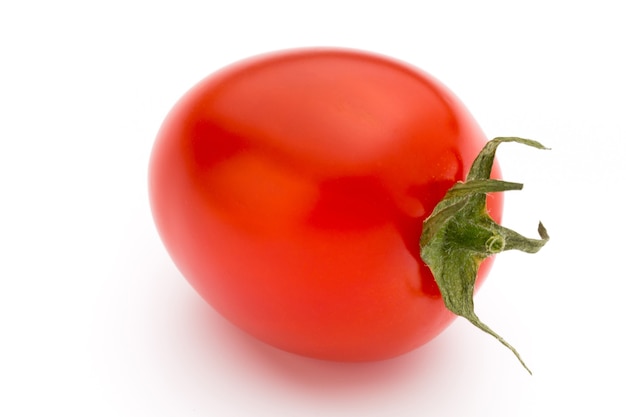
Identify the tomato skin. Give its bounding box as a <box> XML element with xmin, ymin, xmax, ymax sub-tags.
<box><xmin>149</xmin><ymin>48</ymin><xmax>502</xmax><ymax>361</ymax></box>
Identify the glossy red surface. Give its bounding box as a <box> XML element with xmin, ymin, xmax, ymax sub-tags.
<box><xmin>149</xmin><ymin>48</ymin><xmax>502</xmax><ymax>361</ymax></box>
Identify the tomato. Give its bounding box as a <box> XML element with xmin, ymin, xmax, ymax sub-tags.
<box><xmin>149</xmin><ymin>48</ymin><xmax>503</xmax><ymax>361</ymax></box>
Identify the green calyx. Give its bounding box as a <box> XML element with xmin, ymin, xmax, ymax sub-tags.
<box><xmin>420</xmin><ymin>137</ymin><xmax>550</xmax><ymax>375</ymax></box>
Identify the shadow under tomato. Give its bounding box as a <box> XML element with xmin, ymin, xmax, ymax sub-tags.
<box><xmin>175</xmin><ymin>288</ymin><xmax>456</xmax><ymax>399</ymax></box>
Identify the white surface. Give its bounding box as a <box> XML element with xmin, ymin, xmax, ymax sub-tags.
<box><xmin>1</xmin><ymin>1</ymin><xmax>624</xmax><ymax>415</ymax></box>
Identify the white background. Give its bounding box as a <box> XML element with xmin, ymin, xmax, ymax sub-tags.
<box><xmin>1</xmin><ymin>1</ymin><xmax>624</xmax><ymax>415</ymax></box>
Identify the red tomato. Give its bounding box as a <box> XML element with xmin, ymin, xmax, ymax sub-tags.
<box><xmin>149</xmin><ymin>48</ymin><xmax>502</xmax><ymax>361</ymax></box>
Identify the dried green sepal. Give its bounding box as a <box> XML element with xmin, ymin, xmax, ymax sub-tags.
<box><xmin>420</xmin><ymin>137</ymin><xmax>549</xmax><ymax>374</ymax></box>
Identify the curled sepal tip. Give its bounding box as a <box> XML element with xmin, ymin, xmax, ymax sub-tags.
<box><xmin>419</xmin><ymin>137</ymin><xmax>549</xmax><ymax>374</ymax></box>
